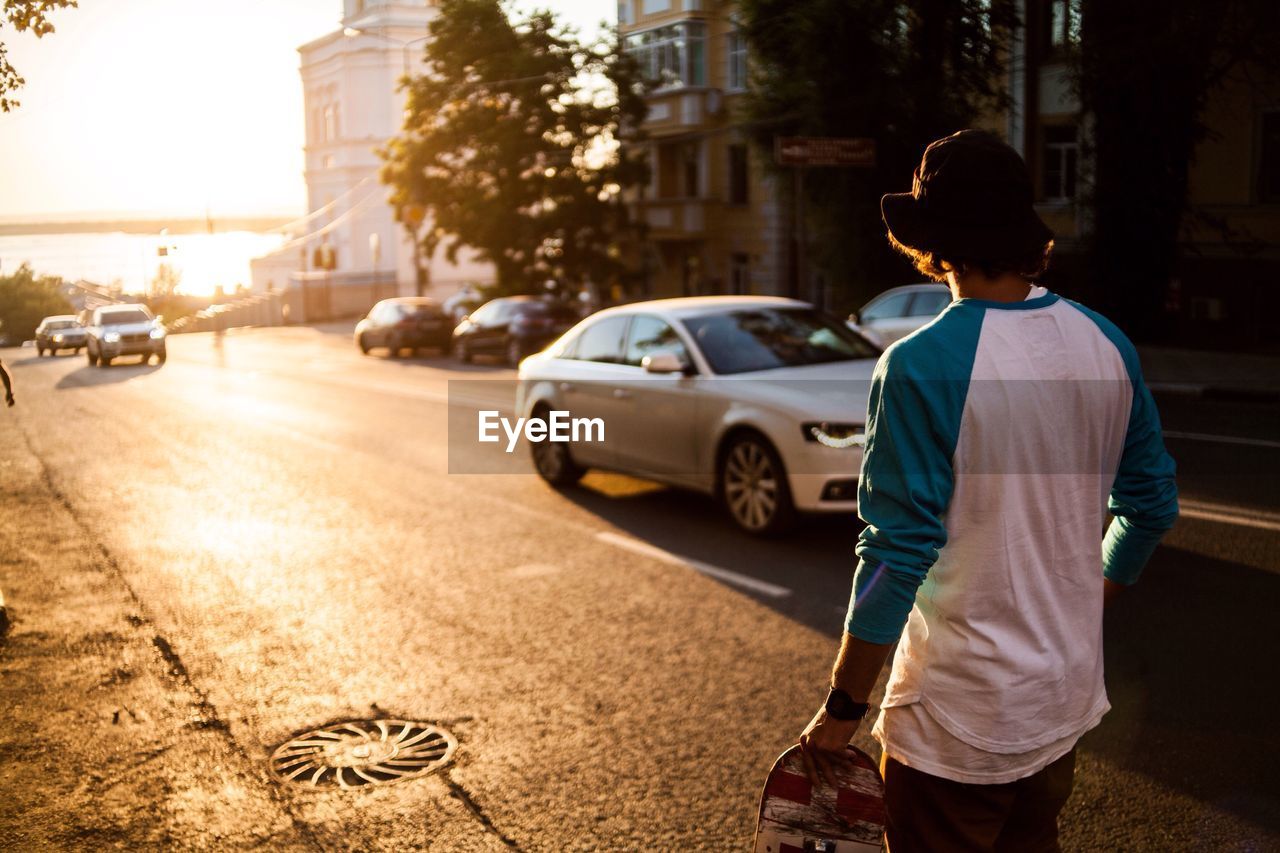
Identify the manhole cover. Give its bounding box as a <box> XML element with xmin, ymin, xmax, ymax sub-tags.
<box><xmin>270</xmin><ymin>720</ymin><xmax>456</xmax><ymax>789</ymax></box>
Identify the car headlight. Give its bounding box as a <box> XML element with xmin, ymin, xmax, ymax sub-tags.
<box><xmin>150</xmin><ymin>327</ymin><xmax>166</xmax><ymax>339</ymax></box>
<box><xmin>53</xmin><ymin>334</ymin><xmax>64</xmax><ymax>342</ymax></box>
<box><xmin>801</xmin><ymin>422</ymin><xmax>865</xmax><ymax>449</ymax></box>
<box><xmin>104</xmin><ymin>332</ymin><xmax>121</xmax><ymax>343</ymax></box>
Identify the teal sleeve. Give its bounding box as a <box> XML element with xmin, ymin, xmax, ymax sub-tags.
<box><xmin>1102</xmin><ymin>360</ymin><xmax>1179</xmax><ymax>585</ymax></box>
<box><xmin>1068</xmin><ymin>301</ymin><xmax>1179</xmax><ymax>585</ymax></box>
<box><xmin>847</xmin><ymin>328</ymin><xmax>974</xmax><ymax>643</ymax></box>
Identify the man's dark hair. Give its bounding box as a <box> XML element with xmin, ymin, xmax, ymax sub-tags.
<box><xmin>888</xmin><ymin>234</ymin><xmax>1054</xmax><ymax>283</ymax></box>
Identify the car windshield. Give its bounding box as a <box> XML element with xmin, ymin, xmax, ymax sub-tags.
<box><xmin>46</xmin><ymin>320</ymin><xmax>78</xmax><ymax>330</ymax></box>
<box><xmin>100</xmin><ymin>309</ymin><xmax>151</xmax><ymax>325</ymax></box>
<box><xmin>683</xmin><ymin>308</ymin><xmax>880</xmax><ymax>375</ymax></box>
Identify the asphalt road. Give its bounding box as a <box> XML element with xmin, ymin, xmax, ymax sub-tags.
<box><xmin>2</xmin><ymin>326</ymin><xmax>1277</xmax><ymax>850</ymax></box>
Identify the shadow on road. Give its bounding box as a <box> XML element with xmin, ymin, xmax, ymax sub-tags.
<box><xmin>55</xmin><ymin>361</ymin><xmax>162</xmax><ymax>389</ymax></box>
<box><xmin>8</xmin><ymin>352</ymin><xmax>82</xmax><ymax>366</ymax></box>
<box><xmin>557</xmin><ymin>474</ymin><xmax>861</xmax><ymax>634</ymax></box>
<box><xmin>559</xmin><ymin>475</ymin><xmax>1279</xmax><ymax>831</ymax></box>
<box><xmin>1086</xmin><ymin>544</ymin><xmax>1280</xmax><ymax>834</ymax></box>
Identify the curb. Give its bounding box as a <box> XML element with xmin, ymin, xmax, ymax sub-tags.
<box><xmin>1148</xmin><ymin>383</ymin><xmax>1280</xmax><ymax>404</ymax></box>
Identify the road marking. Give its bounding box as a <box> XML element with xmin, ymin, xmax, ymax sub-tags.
<box><xmin>1164</xmin><ymin>430</ymin><xmax>1280</xmax><ymax>450</ymax></box>
<box><xmin>595</xmin><ymin>531</ymin><xmax>792</xmax><ymax>599</ymax></box>
<box><xmin>1179</xmin><ymin>500</ymin><xmax>1280</xmax><ymax>533</ymax></box>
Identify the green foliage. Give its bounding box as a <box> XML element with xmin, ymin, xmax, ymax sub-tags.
<box><xmin>0</xmin><ymin>263</ymin><xmax>72</xmax><ymax>342</ymax></box>
<box><xmin>1</xmin><ymin>0</ymin><xmax>76</xmax><ymax>111</ymax></box>
<box><xmin>738</xmin><ymin>0</ymin><xmax>1019</xmax><ymax>309</ymax></box>
<box><xmin>1076</xmin><ymin>0</ymin><xmax>1280</xmax><ymax>338</ymax></box>
<box><xmin>381</xmin><ymin>0</ymin><xmax>649</xmax><ymax>295</ymax></box>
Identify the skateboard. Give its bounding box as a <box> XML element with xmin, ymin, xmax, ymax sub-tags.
<box><xmin>752</xmin><ymin>744</ymin><xmax>886</xmax><ymax>853</ymax></box>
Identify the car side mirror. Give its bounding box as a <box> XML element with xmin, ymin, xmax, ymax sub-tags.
<box><xmin>642</xmin><ymin>351</ymin><xmax>684</xmax><ymax>374</ymax></box>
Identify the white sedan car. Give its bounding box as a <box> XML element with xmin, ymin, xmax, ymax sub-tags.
<box><xmin>515</xmin><ymin>296</ymin><xmax>880</xmax><ymax>534</ymax></box>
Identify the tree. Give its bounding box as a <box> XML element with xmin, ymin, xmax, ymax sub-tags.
<box><xmin>0</xmin><ymin>263</ymin><xmax>72</xmax><ymax>342</ymax></box>
<box><xmin>1076</xmin><ymin>0</ymin><xmax>1280</xmax><ymax>338</ymax></box>
<box><xmin>738</xmin><ymin>0</ymin><xmax>1019</xmax><ymax>309</ymax></box>
<box><xmin>150</xmin><ymin>262</ymin><xmax>182</xmax><ymax>299</ymax></box>
<box><xmin>2</xmin><ymin>0</ymin><xmax>76</xmax><ymax>112</ymax></box>
<box><xmin>381</xmin><ymin>0</ymin><xmax>649</xmax><ymax>296</ymax></box>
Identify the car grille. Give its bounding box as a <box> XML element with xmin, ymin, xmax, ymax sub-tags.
<box><xmin>122</xmin><ymin>333</ymin><xmax>149</xmax><ymax>344</ymax></box>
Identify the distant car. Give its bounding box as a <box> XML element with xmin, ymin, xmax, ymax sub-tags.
<box><xmin>35</xmin><ymin>315</ymin><xmax>88</xmax><ymax>356</ymax></box>
<box><xmin>516</xmin><ymin>296</ymin><xmax>882</xmax><ymax>535</ymax></box>
<box><xmin>355</xmin><ymin>297</ymin><xmax>452</xmax><ymax>357</ymax></box>
<box><xmin>452</xmin><ymin>296</ymin><xmax>580</xmax><ymax>366</ymax></box>
<box><xmin>85</xmin><ymin>304</ymin><xmax>167</xmax><ymax>367</ymax></box>
<box><xmin>849</xmin><ymin>283</ymin><xmax>951</xmax><ymax>348</ymax></box>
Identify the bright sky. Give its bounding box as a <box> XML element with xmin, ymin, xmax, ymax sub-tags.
<box><xmin>0</xmin><ymin>0</ymin><xmax>611</xmax><ymax>221</ymax></box>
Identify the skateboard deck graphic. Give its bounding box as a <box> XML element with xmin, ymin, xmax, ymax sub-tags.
<box><xmin>753</xmin><ymin>744</ymin><xmax>886</xmax><ymax>853</ymax></box>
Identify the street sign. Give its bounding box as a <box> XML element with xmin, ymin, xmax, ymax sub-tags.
<box><xmin>775</xmin><ymin>136</ymin><xmax>876</xmax><ymax>167</ymax></box>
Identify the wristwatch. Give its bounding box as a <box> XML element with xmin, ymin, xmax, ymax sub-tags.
<box><xmin>824</xmin><ymin>687</ymin><xmax>870</xmax><ymax>722</ymax></box>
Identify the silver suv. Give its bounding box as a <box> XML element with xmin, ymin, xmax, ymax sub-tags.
<box><xmin>86</xmin><ymin>304</ymin><xmax>167</xmax><ymax>367</ymax></box>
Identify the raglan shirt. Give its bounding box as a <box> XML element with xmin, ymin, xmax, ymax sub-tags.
<box><xmin>847</xmin><ymin>287</ymin><xmax>1178</xmax><ymax>782</ymax></box>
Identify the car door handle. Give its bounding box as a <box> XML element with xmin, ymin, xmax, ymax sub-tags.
<box><xmin>612</xmin><ymin>388</ymin><xmax>631</xmax><ymax>399</ymax></box>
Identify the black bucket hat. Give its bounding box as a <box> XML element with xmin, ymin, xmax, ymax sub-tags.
<box><xmin>881</xmin><ymin>129</ymin><xmax>1053</xmax><ymax>258</ymax></box>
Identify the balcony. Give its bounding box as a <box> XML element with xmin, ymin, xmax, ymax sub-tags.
<box><xmin>642</xmin><ymin>88</ymin><xmax>725</xmax><ymax>137</ymax></box>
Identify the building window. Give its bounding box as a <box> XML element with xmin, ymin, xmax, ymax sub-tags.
<box><xmin>730</xmin><ymin>252</ymin><xmax>749</xmax><ymax>295</ymax></box>
<box><xmin>681</xmin><ymin>142</ymin><xmax>700</xmax><ymax>197</ymax></box>
<box><xmin>640</xmin><ymin>0</ymin><xmax>670</xmax><ymax>13</ymax></box>
<box><xmin>618</xmin><ymin>1</ymin><xmax>632</xmax><ymax>25</ymax></box>
<box><xmin>1259</xmin><ymin>111</ymin><xmax>1280</xmax><ymax>203</ymax></box>
<box><xmin>728</xmin><ymin>144</ymin><xmax>749</xmax><ymax>205</ymax></box>
<box><xmin>1042</xmin><ymin>124</ymin><xmax>1078</xmax><ymax>201</ymax></box>
<box><xmin>323</xmin><ymin>105</ymin><xmax>336</xmax><ymax>143</ymax></box>
<box><xmin>1045</xmin><ymin>0</ymin><xmax>1081</xmax><ymax>53</ymax></box>
<box><xmin>624</xmin><ymin>21</ymin><xmax>707</xmax><ymax>89</ymax></box>
<box><xmin>726</xmin><ymin>31</ymin><xmax>747</xmax><ymax>91</ymax></box>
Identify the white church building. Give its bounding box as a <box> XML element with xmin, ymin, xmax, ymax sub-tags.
<box><xmin>250</xmin><ymin>0</ymin><xmax>493</xmax><ymax>320</ymax></box>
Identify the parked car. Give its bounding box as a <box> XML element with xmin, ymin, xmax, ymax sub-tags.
<box><xmin>85</xmin><ymin>304</ymin><xmax>167</xmax><ymax>367</ymax></box>
<box><xmin>355</xmin><ymin>297</ymin><xmax>452</xmax><ymax>357</ymax></box>
<box><xmin>849</xmin><ymin>282</ymin><xmax>951</xmax><ymax>348</ymax></box>
<box><xmin>453</xmin><ymin>296</ymin><xmax>580</xmax><ymax>366</ymax></box>
<box><xmin>35</xmin><ymin>315</ymin><xmax>88</xmax><ymax>356</ymax></box>
<box><xmin>516</xmin><ymin>296</ymin><xmax>882</xmax><ymax>535</ymax></box>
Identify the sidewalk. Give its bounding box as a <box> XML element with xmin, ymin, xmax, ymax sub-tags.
<box><xmin>1139</xmin><ymin>345</ymin><xmax>1280</xmax><ymax>403</ymax></box>
<box><xmin>0</xmin><ymin>422</ymin><xmax>311</xmax><ymax>849</ymax></box>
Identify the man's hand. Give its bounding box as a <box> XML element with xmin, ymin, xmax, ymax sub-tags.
<box><xmin>797</xmin><ymin>706</ymin><xmax>860</xmax><ymax>787</ymax></box>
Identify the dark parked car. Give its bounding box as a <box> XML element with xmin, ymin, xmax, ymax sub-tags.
<box><xmin>35</xmin><ymin>315</ymin><xmax>88</xmax><ymax>356</ymax></box>
<box><xmin>451</xmin><ymin>297</ymin><xmax>580</xmax><ymax>366</ymax></box>
<box><xmin>355</xmin><ymin>297</ymin><xmax>452</xmax><ymax>357</ymax></box>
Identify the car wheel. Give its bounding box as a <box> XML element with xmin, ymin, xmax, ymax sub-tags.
<box><xmin>86</xmin><ymin>348</ymin><xmax>97</xmax><ymax>366</ymax></box>
<box><xmin>37</xmin><ymin>347</ymin><xmax>44</xmax><ymax>357</ymax></box>
<box><xmin>100</xmin><ymin>355</ymin><xmax>112</xmax><ymax>367</ymax></box>
<box><xmin>156</xmin><ymin>350</ymin><xmax>167</xmax><ymax>365</ymax></box>
<box><xmin>530</xmin><ymin>405</ymin><xmax>585</xmax><ymax>487</ymax></box>
<box><xmin>720</xmin><ymin>433</ymin><xmax>796</xmax><ymax>535</ymax></box>
<box><xmin>506</xmin><ymin>339</ymin><xmax>523</xmax><ymax>367</ymax></box>
<box><xmin>358</xmin><ymin>334</ymin><xmax>370</xmax><ymax>355</ymax></box>
<box><xmin>454</xmin><ymin>339</ymin><xmax>471</xmax><ymax>364</ymax></box>
<box><xmin>387</xmin><ymin>334</ymin><xmax>402</xmax><ymax>358</ymax></box>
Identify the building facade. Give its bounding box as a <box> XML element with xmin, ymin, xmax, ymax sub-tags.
<box><xmin>620</xmin><ymin>0</ymin><xmax>790</xmax><ymax>300</ymax></box>
<box><xmin>251</xmin><ymin>0</ymin><xmax>493</xmax><ymax>321</ymax></box>
<box><xmin>998</xmin><ymin>0</ymin><xmax>1280</xmax><ymax>346</ymax></box>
